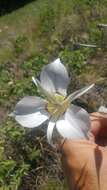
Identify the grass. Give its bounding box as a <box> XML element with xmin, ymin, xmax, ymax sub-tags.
<box><xmin>39</xmin><ymin>179</ymin><xmax>68</xmax><ymax>190</ymax></box>
<box><xmin>0</xmin><ymin>0</ymin><xmax>105</xmax><ymax>62</ymax></box>
<box><xmin>0</xmin><ymin>0</ymin><xmax>74</xmax><ymax>62</ymax></box>
<box><xmin>0</xmin><ymin>0</ymin><xmax>107</xmax><ymax>189</ymax></box>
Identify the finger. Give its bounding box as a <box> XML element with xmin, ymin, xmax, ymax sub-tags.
<box><xmin>90</xmin><ymin>112</ymin><xmax>107</xmax><ymax>137</ymax></box>
<box><xmin>88</xmin><ymin>131</ymin><xmax>95</xmax><ymax>142</ymax></box>
<box><xmin>90</xmin><ymin>112</ymin><xmax>107</xmax><ymax>119</ymax></box>
<box><xmin>61</xmin><ymin>139</ymin><xmax>103</xmax><ymax>190</ymax></box>
<box><xmin>61</xmin><ymin>139</ymin><xmax>96</xmax><ymax>158</ymax></box>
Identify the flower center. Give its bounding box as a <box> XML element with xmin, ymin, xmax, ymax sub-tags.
<box><xmin>47</xmin><ymin>94</ymin><xmax>70</xmax><ymax>119</ymax></box>
<box><xmin>47</xmin><ymin>94</ymin><xmax>65</xmax><ymax>114</ymax></box>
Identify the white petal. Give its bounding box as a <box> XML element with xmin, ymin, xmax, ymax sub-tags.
<box><xmin>65</xmin><ymin>105</ymin><xmax>90</xmax><ymax>136</ymax></box>
<box><xmin>47</xmin><ymin>120</ymin><xmax>55</xmax><ymax>145</ymax></box>
<box><xmin>32</xmin><ymin>76</ymin><xmax>38</xmax><ymax>87</ymax></box>
<box><xmin>56</xmin><ymin>119</ymin><xmax>85</xmax><ymax>139</ymax></box>
<box><xmin>14</xmin><ymin>96</ymin><xmax>47</xmax><ymax>115</ymax></box>
<box><xmin>15</xmin><ymin>110</ymin><xmax>50</xmax><ymax>128</ymax></box>
<box><xmin>68</xmin><ymin>84</ymin><xmax>94</xmax><ymax>102</ymax></box>
<box><xmin>40</xmin><ymin>58</ymin><xmax>70</xmax><ymax>96</ymax></box>
<box><xmin>56</xmin><ymin>104</ymin><xmax>90</xmax><ymax>139</ymax></box>
<box><xmin>98</xmin><ymin>106</ymin><xmax>107</xmax><ymax>113</ymax></box>
<box><xmin>32</xmin><ymin>77</ymin><xmax>58</xmax><ymax>103</ymax></box>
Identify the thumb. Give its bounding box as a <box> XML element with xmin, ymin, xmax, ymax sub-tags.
<box><xmin>61</xmin><ymin>139</ymin><xmax>99</xmax><ymax>190</ymax></box>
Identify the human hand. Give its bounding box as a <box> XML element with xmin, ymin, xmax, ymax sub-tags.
<box><xmin>61</xmin><ymin>112</ymin><xmax>107</xmax><ymax>190</ymax></box>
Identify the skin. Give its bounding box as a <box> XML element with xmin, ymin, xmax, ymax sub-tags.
<box><xmin>60</xmin><ymin>112</ymin><xmax>107</xmax><ymax>190</ymax></box>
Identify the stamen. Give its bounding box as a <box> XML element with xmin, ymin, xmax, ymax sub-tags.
<box><xmin>47</xmin><ymin>94</ymin><xmax>70</xmax><ymax>120</ymax></box>
<box><xmin>47</xmin><ymin>94</ymin><xmax>65</xmax><ymax>115</ymax></box>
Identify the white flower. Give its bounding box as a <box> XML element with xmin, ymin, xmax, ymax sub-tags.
<box><xmin>11</xmin><ymin>58</ymin><xmax>94</xmax><ymax>145</ymax></box>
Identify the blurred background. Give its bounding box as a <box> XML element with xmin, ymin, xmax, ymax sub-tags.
<box><xmin>0</xmin><ymin>0</ymin><xmax>107</xmax><ymax>189</ymax></box>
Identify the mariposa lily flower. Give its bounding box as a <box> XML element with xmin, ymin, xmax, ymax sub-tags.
<box><xmin>11</xmin><ymin>58</ymin><xmax>94</xmax><ymax>145</ymax></box>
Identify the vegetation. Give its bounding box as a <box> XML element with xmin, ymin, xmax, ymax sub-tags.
<box><xmin>0</xmin><ymin>0</ymin><xmax>107</xmax><ymax>189</ymax></box>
